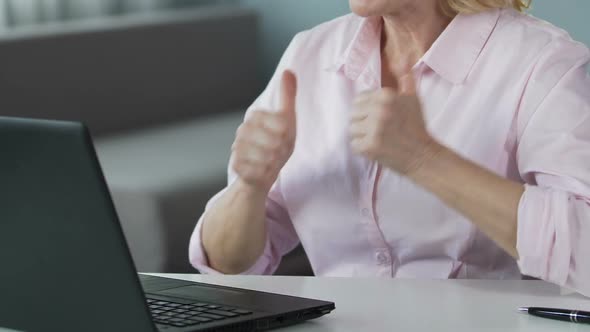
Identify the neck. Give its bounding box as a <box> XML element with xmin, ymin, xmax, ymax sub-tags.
<box><xmin>381</xmin><ymin>3</ymin><xmax>453</xmax><ymax>77</ymax></box>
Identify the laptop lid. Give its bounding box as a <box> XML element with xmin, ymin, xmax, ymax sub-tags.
<box><xmin>0</xmin><ymin>117</ymin><xmax>155</xmax><ymax>332</ymax></box>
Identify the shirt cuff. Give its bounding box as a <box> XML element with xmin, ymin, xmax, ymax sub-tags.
<box><xmin>516</xmin><ymin>184</ymin><xmax>571</xmax><ymax>286</ymax></box>
<box><xmin>188</xmin><ymin>215</ymin><xmax>276</xmax><ymax>275</ymax></box>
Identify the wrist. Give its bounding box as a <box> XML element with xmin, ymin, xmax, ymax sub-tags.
<box><xmin>406</xmin><ymin>138</ymin><xmax>448</xmax><ymax>183</ymax></box>
<box><xmin>233</xmin><ymin>178</ymin><xmax>271</xmax><ymax>200</ymax></box>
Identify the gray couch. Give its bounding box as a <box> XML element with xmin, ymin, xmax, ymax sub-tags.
<box><xmin>0</xmin><ymin>5</ymin><xmax>312</xmax><ymax>275</ymax></box>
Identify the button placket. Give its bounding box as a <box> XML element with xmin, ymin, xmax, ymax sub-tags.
<box><xmin>359</xmin><ymin>176</ymin><xmax>374</xmax><ymax>223</ymax></box>
<box><xmin>361</xmin><ymin>207</ymin><xmax>371</xmax><ymax>218</ymax></box>
<box><xmin>361</xmin><ymin>164</ymin><xmax>397</xmax><ymax>276</ymax></box>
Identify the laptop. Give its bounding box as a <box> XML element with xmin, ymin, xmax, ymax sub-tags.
<box><xmin>0</xmin><ymin>117</ymin><xmax>335</xmax><ymax>332</ymax></box>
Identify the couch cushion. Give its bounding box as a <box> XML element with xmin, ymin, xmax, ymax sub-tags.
<box><xmin>96</xmin><ymin>111</ymin><xmax>243</xmax><ymax>193</ymax></box>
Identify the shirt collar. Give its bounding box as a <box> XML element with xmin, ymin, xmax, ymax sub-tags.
<box><xmin>324</xmin><ymin>16</ymin><xmax>382</xmax><ymax>81</ymax></box>
<box><xmin>422</xmin><ymin>9</ymin><xmax>502</xmax><ymax>84</ymax></box>
<box><xmin>326</xmin><ymin>9</ymin><xmax>502</xmax><ymax>85</ymax></box>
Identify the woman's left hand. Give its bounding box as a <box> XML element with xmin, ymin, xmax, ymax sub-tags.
<box><xmin>349</xmin><ymin>73</ymin><xmax>442</xmax><ymax>176</ymax></box>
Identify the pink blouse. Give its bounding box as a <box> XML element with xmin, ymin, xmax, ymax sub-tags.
<box><xmin>189</xmin><ymin>8</ymin><xmax>590</xmax><ymax>296</ymax></box>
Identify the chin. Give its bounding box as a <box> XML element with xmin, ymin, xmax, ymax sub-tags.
<box><xmin>349</xmin><ymin>0</ymin><xmax>378</xmax><ymax>17</ymax></box>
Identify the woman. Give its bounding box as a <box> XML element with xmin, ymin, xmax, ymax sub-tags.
<box><xmin>189</xmin><ymin>0</ymin><xmax>590</xmax><ymax>296</ymax></box>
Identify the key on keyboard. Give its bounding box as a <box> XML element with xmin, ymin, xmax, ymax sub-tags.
<box><xmin>146</xmin><ymin>298</ymin><xmax>253</xmax><ymax>328</ymax></box>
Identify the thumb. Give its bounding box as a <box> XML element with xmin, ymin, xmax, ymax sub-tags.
<box><xmin>280</xmin><ymin>70</ymin><xmax>298</xmax><ymax>123</ymax></box>
<box><xmin>398</xmin><ymin>70</ymin><xmax>417</xmax><ymax>96</ymax></box>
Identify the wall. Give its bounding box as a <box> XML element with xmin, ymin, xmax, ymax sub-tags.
<box><xmin>532</xmin><ymin>0</ymin><xmax>590</xmax><ymax>49</ymax></box>
<box><xmin>240</xmin><ymin>0</ymin><xmax>590</xmax><ymax>83</ymax></box>
<box><xmin>0</xmin><ymin>0</ymin><xmax>206</xmax><ymax>25</ymax></box>
<box><xmin>238</xmin><ymin>0</ymin><xmax>350</xmax><ymax>82</ymax></box>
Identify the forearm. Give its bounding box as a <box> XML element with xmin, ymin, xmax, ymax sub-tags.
<box><xmin>408</xmin><ymin>143</ymin><xmax>524</xmax><ymax>258</ymax></box>
<box><xmin>201</xmin><ymin>179</ymin><xmax>269</xmax><ymax>274</ymax></box>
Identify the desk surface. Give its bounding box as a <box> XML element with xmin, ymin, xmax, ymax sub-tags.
<box><xmin>152</xmin><ymin>274</ymin><xmax>590</xmax><ymax>332</ymax></box>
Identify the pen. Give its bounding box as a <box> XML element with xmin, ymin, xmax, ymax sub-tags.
<box><xmin>519</xmin><ymin>307</ymin><xmax>590</xmax><ymax>324</ymax></box>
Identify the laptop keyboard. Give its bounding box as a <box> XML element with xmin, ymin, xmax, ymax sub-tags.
<box><xmin>147</xmin><ymin>298</ymin><xmax>253</xmax><ymax>328</ymax></box>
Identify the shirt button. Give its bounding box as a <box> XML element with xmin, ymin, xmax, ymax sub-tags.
<box><xmin>361</xmin><ymin>208</ymin><xmax>371</xmax><ymax>218</ymax></box>
<box><xmin>376</xmin><ymin>252</ymin><xmax>390</xmax><ymax>265</ymax></box>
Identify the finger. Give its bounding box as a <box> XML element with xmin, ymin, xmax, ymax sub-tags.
<box><xmin>348</xmin><ymin>122</ymin><xmax>367</xmax><ymax>139</ymax></box>
<box><xmin>354</xmin><ymin>89</ymin><xmax>378</xmax><ymax>105</ymax></box>
<box><xmin>350</xmin><ymin>109</ymin><xmax>369</xmax><ymax>122</ymax></box>
<box><xmin>354</xmin><ymin>89</ymin><xmax>386</xmax><ymax>113</ymax></box>
<box><xmin>243</xmin><ymin>126</ymin><xmax>282</xmax><ymax>151</ymax></box>
<box><xmin>233</xmin><ymin>154</ymin><xmax>273</xmax><ymax>172</ymax></box>
<box><xmin>233</xmin><ymin>160</ymin><xmax>270</xmax><ymax>184</ymax></box>
<box><xmin>352</xmin><ymin>93</ymin><xmax>376</xmax><ymax>122</ymax></box>
<box><xmin>350</xmin><ymin>136</ymin><xmax>366</xmax><ymax>155</ymax></box>
<box><xmin>260</xmin><ymin>113</ymin><xmax>291</xmax><ymax>137</ymax></box>
<box><xmin>244</xmin><ymin>108</ymin><xmax>271</xmax><ymax>122</ymax></box>
<box><xmin>232</xmin><ymin>142</ymin><xmax>272</xmax><ymax>165</ymax></box>
<box><xmin>234</xmin><ymin>128</ymin><xmax>284</xmax><ymax>157</ymax></box>
<box><xmin>233</xmin><ymin>143</ymin><xmax>283</xmax><ymax>169</ymax></box>
<box><xmin>280</xmin><ymin>70</ymin><xmax>298</xmax><ymax>121</ymax></box>
<box><xmin>246</xmin><ymin>110</ymin><xmax>285</xmax><ymax>137</ymax></box>
<box><xmin>244</xmin><ymin>111</ymin><xmax>291</xmax><ymax>140</ymax></box>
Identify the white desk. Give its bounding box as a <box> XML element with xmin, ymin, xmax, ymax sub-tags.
<box><xmin>151</xmin><ymin>274</ymin><xmax>590</xmax><ymax>332</ymax></box>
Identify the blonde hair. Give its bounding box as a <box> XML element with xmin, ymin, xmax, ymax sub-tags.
<box><xmin>440</xmin><ymin>0</ymin><xmax>531</xmax><ymax>16</ymax></box>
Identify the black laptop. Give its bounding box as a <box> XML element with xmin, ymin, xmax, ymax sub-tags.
<box><xmin>0</xmin><ymin>117</ymin><xmax>334</xmax><ymax>332</ymax></box>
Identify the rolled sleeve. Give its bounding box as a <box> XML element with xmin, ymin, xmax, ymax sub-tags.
<box><xmin>188</xmin><ymin>185</ymin><xmax>300</xmax><ymax>275</ymax></box>
<box><xmin>517</xmin><ymin>185</ymin><xmax>572</xmax><ymax>285</ymax></box>
<box><xmin>188</xmin><ymin>209</ymin><xmax>277</xmax><ymax>275</ymax></box>
<box><xmin>517</xmin><ymin>184</ymin><xmax>590</xmax><ymax>297</ymax></box>
<box><xmin>515</xmin><ymin>40</ymin><xmax>590</xmax><ymax>297</ymax></box>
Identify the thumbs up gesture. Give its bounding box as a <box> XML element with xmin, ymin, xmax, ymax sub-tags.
<box><xmin>231</xmin><ymin>71</ymin><xmax>298</xmax><ymax>193</ymax></box>
<box><xmin>349</xmin><ymin>72</ymin><xmax>441</xmax><ymax>177</ymax></box>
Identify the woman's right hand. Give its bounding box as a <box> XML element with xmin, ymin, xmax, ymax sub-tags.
<box><xmin>230</xmin><ymin>71</ymin><xmax>298</xmax><ymax>193</ymax></box>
